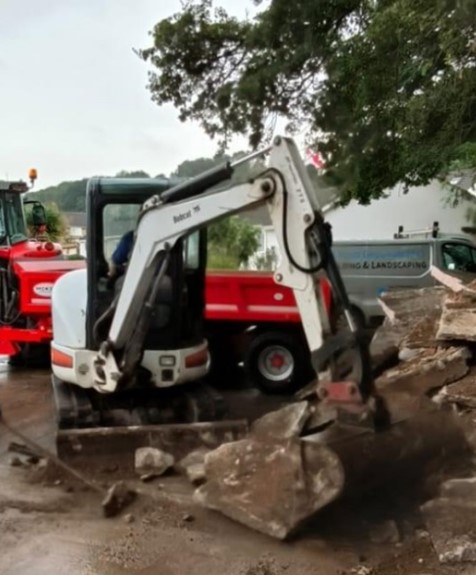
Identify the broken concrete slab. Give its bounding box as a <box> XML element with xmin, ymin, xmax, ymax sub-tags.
<box><xmin>378</xmin><ymin>286</ymin><xmax>445</xmax><ymax>325</ymax></box>
<box><xmin>398</xmin><ymin>347</ymin><xmax>422</xmax><ymax>362</ymax></box>
<box><xmin>440</xmin><ymin>476</ymin><xmax>476</xmax><ymax>500</ymax></box>
<box><xmin>431</xmin><ymin>266</ymin><xmax>476</xmax><ymax>295</ymax></box>
<box><xmin>421</xmin><ymin>474</ymin><xmax>476</xmax><ymax>564</ymax></box>
<box><xmin>135</xmin><ymin>447</ymin><xmax>174</xmax><ymax>476</ymax></box>
<box><xmin>401</xmin><ymin>313</ymin><xmax>441</xmax><ymax>350</ymax></box>
<box><xmin>421</xmin><ymin>496</ymin><xmax>476</xmax><ymax>564</ymax></box>
<box><xmin>185</xmin><ymin>463</ymin><xmax>206</xmax><ymax>486</ymax></box>
<box><xmin>437</xmin><ymin>305</ymin><xmax>476</xmax><ymax>342</ymax></box>
<box><xmin>101</xmin><ymin>480</ymin><xmax>137</xmax><ymax>518</ymax></box>
<box><xmin>370</xmin><ymin>287</ymin><xmax>445</xmax><ymax>370</ymax></box>
<box><xmin>376</xmin><ymin>346</ymin><xmax>470</xmax><ymax>395</ymax></box>
<box><xmin>196</xmin><ymin>392</ymin><xmax>469</xmax><ymax>540</ymax></box>
<box><xmin>438</xmin><ymin>372</ymin><xmax>476</xmax><ymax>410</ymax></box>
<box><xmin>195</xmin><ymin>437</ymin><xmax>344</xmax><ymax>540</ymax></box>
<box><xmin>250</xmin><ymin>401</ymin><xmax>310</xmax><ymax>440</ymax></box>
<box><xmin>175</xmin><ymin>447</ymin><xmax>209</xmax><ymax>485</ymax></box>
<box><xmin>175</xmin><ymin>447</ymin><xmax>210</xmax><ymax>474</ymax></box>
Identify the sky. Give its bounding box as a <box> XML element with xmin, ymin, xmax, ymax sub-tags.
<box><xmin>0</xmin><ymin>0</ymin><xmax>265</xmax><ymax>190</ymax></box>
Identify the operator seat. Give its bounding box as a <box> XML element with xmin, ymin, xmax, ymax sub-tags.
<box><xmin>113</xmin><ymin>272</ymin><xmax>174</xmax><ymax>329</ymax></box>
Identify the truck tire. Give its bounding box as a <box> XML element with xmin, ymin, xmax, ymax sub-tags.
<box><xmin>8</xmin><ymin>343</ymin><xmax>50</xmax><ymax>368</ymax></box>
<box><xmin>244</xmin><ymin>330</ymin><xmax>313</xmax><ymax>395</ymax></box>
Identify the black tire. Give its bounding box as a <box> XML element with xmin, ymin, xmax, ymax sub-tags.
<box><xmin>8</xmin><ymin>343</ymin><xmax>50</xmax><ymax>368</ymax></box>
<box><xmin>206</xmin><ymin>330</ymin><xmax>242</xmax><ymax>388</ymax></box>
<box><xmin>243</xmin><ymin>330</ymin><xmax>314</xmax><ymax>395</ymax></box>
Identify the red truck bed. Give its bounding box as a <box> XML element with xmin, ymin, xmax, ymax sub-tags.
<box><xmin>205</xmin><ymin>270</ymin><xmax>332</xmax><ymax>324</ymax></box>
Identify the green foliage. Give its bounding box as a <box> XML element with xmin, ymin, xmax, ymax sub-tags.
<box><xmin>25</xmin><ymin>202</ymin><xmax>67</xmax><ymax>242</ymax></box>
<box><xmin>138</xmin><ymin>0</ymin><xmax>476</xmax><ymax>203</ymax></box>
<box><xmin>207</xmin><ymin>215</ymin><xmax>260</xmax><ymax>269</ymax></box>
<box><xmin>66</xmin><ymin>254</ymin><xmax>86</xmax><ymax>260</ymax></box>
<box><xmin>115</xmin><ymin>170</ymin><xmax>151</xmax><ymax>178</ymax></box>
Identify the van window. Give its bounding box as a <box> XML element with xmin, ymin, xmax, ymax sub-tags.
<box><xmin>442</xmin><ymin>242</ymin><xmax>476</xmax><ymax>273</ymax></box>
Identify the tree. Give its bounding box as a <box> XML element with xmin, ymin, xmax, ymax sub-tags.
<box><xmin>115</xmin><ymin>170</ymin><xmax>151</xmax><ymax>178</ymax></box>
<box><xmin>138</xmin><ymin>0</ymin><xmax>476</xmax><ymax>204</ymax></box>
<box><xmin>207</xmin><ymin>215</ymin><xmax>260</xmax><ymax>269</ymax></box>
<box><xmin>25</xmin><ymin>202</ymin><xmax>67</xmax><ymax>242</ymax></box>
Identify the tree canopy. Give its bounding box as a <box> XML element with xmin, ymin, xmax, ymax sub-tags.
<box><xmin>138</xmin><ymin>0</ymin><xmax>476</xmax><ymax>204</ymax></box>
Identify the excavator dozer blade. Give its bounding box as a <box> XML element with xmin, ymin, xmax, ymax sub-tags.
<box><xmin>55</xmin><ymin>420</ymin><xmax>249</xmax><ymax>474</ymax></box>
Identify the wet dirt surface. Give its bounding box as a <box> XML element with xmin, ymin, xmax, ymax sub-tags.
<box><xmin>0</xmin><ymin>361</ymin><xmax>475</xmax><ymax>574</ymax></box>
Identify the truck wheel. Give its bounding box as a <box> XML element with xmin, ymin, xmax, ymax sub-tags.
<box><xmin>244</xmin><ymin>330</ymin><xmax>313</xmax><ymax>395</ymax></box>
<box><xmin>8</xmin><ymin>343</ymin><xmax>50</xmax><ymax>369</ymax></box>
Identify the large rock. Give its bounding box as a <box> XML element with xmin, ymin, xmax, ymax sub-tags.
<box><xmin>401</xmin><ymin>312</ymin><xmax>441</xmax><ymax>349</ymax></box>
<box><xmin>134</xmin><ymin>447</ymin><xmax>174</xmax><ymax>476</ymax></box>
<box><xmin>437</xmin><ymin>302</ymin><xmax>476</xmax><ymax>342</ymax></box>
<box><xmin>250</xmin><ymin>401</ymin><xmax>310</xmax><ymax>440</ymax></box>
<box><xmin>195</xmin><ymin>437</ymin><xmax>344</xmax><ymax>540</ymax></box>
<box><xmin>438</xmin><ymin>371</ymin><xmax>476</xmax><ymax>409</ymax></box>
<box><xmin>175</xmin><ymin>447</ymin><xmax>210</xmax><ymax>473</ymax></box>
<box><xmin>378</xmin><ymin>287</ymin><xmax>445</xmax><ymax>325</ymax></box>
<box><xmin>196</xmin><ymin>393</ymin><xmax>468</xmax><ymax>540</ymax></box>
<box><xmin>371</xmin><ymin>287</ymin><xmax>445</xmax><ymax>369</ymax></box>
<box><xmin>376</xmin><ymin>346</ymin><xmax>470</xmax><ymax>395</ymax></box>
<box><xmin>421</xmin><ymin>477</ymin><xmax>476</xmax><ymax>565</ymax></box>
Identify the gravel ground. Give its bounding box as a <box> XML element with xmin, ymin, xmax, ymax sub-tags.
<box><xmin>0</xmin><ymin>361</ymin><xmax>475</xmax><ymax>575</ymax></box>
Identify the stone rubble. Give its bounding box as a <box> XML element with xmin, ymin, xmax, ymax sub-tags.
<box><xmin>134</xmin><ymin>447</ymin><xmax>175</xmax><ymax>477</ymax></box>
<box><xmin>376</xmin><ymin>272</ymin><xmax>476</xmax><ymax>565</ymax></box>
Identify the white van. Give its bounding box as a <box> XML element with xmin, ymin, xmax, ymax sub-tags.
<box><xmin>332</xmin><ymin>230</ymin><xmax>476</xmax><ymax>327</ymax></box>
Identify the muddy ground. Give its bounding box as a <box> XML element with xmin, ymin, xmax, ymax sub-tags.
<box><xmin>1</xmin><ymin>362</ymin><xmax>475</xmax><ymax>575</ymax></box>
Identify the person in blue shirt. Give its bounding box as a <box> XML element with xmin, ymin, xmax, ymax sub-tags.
<box><xmin>108</xmin><ymin>230</ymin><xmax>134</xmax><ymax>279</ymax></box>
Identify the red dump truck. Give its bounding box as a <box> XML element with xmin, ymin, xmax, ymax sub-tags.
<box><xmin>205</xmin><ymin>271</ymin><xmax>332</xmax><ymax>394</ymax></box>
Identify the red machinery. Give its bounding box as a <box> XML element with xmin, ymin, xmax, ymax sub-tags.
<box><xmin>0</xmin><ymin>174</ymin><xmax>333</xmax><ymax>387</ymax></box>
<box><xmin>0</xmin><ymin>172</ymin><xmax>81</xmax><ymax>364</ymax></box>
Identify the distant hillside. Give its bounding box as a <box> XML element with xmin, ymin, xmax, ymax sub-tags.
<box><xmin>25</xmin><ymin>170</ymin><xmax>152</xmax><ymax>212</ymax></box>
<box><xmin>24</xmin><ymin>158</ymin><xmax>334</xmax><ymax>215</ymax></box>
<box><xmin>26</xmin><ymin>178</ymin><xmax>89</xmax><ymax>212</ymax></box>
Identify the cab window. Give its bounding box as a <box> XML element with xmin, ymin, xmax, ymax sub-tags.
<box><xmin>183</xmin><ymin>231</ymin><xmax>200</xmax><ymax>270</ymax></box>
<box><xmin>442</xmin><ymin>242</ymin><xmax>476</xmax><ymax>273</ymax></box>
